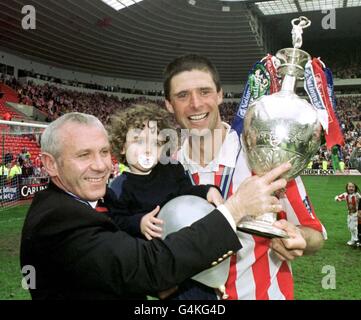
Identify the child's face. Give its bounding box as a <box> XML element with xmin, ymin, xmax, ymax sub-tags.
<box><xmin>123</xmin><ymin>121</ymin><xmax>165</xmax><ymax>175</ymax></box>
<box><xmin>347</xmin><ymin>183</ymin><xmax>356</xmax><ymax>194</ymax></box>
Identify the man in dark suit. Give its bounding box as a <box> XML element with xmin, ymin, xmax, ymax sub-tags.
<box><xmin>20</xmin><ymin>112</ymin><xmax>289</xmax><ymax>299</ymax></box>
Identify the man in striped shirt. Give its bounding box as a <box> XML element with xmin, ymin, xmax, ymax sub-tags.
<box><xmin>163</xmin><ymin>54</ymin><xmax>326</xmax><ymax>300</ymax></box>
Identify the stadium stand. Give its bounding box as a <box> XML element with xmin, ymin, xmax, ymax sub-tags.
<box><xmin>2</xmin><ymin>77</ymin><xmax>360</xmax><ymax>171</ymax></box>
<box><xmin>0</xmin><ymin>83</ymin><xmax>26</xmax><ymax>121</ymax></box>
<box><xmin>0</xmin><ymin>80</ymin><xmax>42</xmax><ymax>176</ymax></box>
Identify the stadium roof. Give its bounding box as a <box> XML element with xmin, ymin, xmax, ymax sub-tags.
<box><xmin>0</xmin><ymin>0</ymin><xmax>360</xmax><ymax>84</ymax></box>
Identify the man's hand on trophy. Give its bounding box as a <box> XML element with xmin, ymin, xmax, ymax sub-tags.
<box><xmin>224</xmin><ymin>162</ymin><xmax>291</xmax><ymax>225</ymax></box>
<box><xmin>270</xmin><ymin>220</ymin><xmax>307</xmax><ymax>261</ymax></box>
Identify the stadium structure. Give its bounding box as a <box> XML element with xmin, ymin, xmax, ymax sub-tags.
<box><xmin>0</xmin><ymin>0</ymin><xmax>360</xmax><ymax>206</ymax></box>
<box><xmin>0</xmin><ymin>0</ymin><xmax>360</xmax><ymax>301</ymax></box>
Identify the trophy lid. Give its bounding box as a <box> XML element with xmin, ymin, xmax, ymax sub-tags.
<box><xmin>275</xmin><ymin>16</ymin><xmax>311</xmax><ymax>79</ymax></box>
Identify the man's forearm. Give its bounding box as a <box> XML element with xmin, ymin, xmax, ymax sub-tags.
<box><xmin>299</xmin><ymin>226</ymin><xmax>324</xmax><ymax>255</ymax></box>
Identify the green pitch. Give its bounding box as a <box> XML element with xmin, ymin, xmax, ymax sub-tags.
<box><xmin>293</xmin><ymin>175</ymin><xmax>361</xmax><ymax>300</ymax></box>
<box><xmin>0</xmin><ymin>175</ymin><xmax>360</xmax><ymax>300</ymax></box>
<box><xmin>0</xmin><ymin>204</ymin><xmax>31</xmax><ymax>300</ymax></box>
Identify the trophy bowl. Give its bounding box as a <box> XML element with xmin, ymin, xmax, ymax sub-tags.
<box><xmin>242</xmin><ymin>90</ymin><xmax>322</xmax><ymax>181</ymax></box>
<box><xmin>237</xmin><ymin>87</ymin><xmax>322</xmax><ymax>238</ymax></box>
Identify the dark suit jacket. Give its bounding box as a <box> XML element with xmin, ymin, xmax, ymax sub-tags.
<box><xmin>20</xmin><ymin>182</ymin><xmax>241</xmax><ymax>300</ymax></box>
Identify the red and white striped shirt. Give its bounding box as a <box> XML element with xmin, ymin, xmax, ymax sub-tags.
<box><xmin>179</xmin><ymin>125</ymin><xmax>327</xmax><ymax>300</ymax></box>
<box><xmin>335</xmin><ymin>192</ymin><xmax>361</xmax><ymax>214</ymax></box>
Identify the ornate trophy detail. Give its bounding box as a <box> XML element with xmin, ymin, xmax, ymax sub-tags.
<box><xmin>238</xmin><ymin>17</ymin><xmax>322</xmax><ymax>238</ymax></box>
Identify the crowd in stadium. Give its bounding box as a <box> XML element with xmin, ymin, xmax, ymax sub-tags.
<box><xmin>16</xmin><ymin>82</ymin><xmax>142</xmax><ymax>124</ymax></box>
<box><xmin>331</xmin><ymin>64</ymin><xmax>361</xmax><ymax>79</ymax></box>
<box><xmin>301</xmin><ymin>95</ymin><xmax>360</xmax><ymax>170</ymax></box>
<box><xmin>1</xmin><ymin>72</ymin><xmax>360</xmax><ymax>172</ymax></box>
<box><xmin>313</xmin><ymin>42</ymin><xmax>361</xmax><ymax>79</ymax></box>
<box><xmin>18</xmin><ymin>70</ymin><xmax>164</xmax><ymax>96</ymax></box>
<box><xmin>0</xmin><ymin>147</ymin><xmax>47</xmax><ymax>184</ymax></box>
<box><xmin>326</xmin><ymin>54</ymin><xmax>361</xmax><ymax>79</ymax></box>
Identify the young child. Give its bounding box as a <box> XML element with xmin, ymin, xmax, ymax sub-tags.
<box><xmin>335</xmin><ymin>182</ymin><xmax>361</xmax><ymax>246</ymax></box>
<box><xmin>105</xmin><ymin>103</ymin><xmax>223</xmax><ymax>240</ymax></box>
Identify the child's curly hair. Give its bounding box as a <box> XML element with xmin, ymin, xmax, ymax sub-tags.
<box><xmin>108</xmin><ymin>103</ymin><xmax>175</xmax><ymax>164</ymax></box>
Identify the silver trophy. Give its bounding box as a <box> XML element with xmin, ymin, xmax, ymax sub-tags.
<box><xmin>238</xmin><ymin>17</ymin><xmax>322</xmax><ymax>238</ymax></box>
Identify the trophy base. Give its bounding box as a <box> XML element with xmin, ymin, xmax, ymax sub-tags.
<box><xmin>237</xmin><ymin>220</ymin><xmax>289</xmax><ymax>239</ymax></box>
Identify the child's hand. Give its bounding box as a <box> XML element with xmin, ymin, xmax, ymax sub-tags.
<box><xmin>140</xmin><ymin>206</ymin><xmax>163</xmax><ymax>240</ymax></box>
<box><xmin>207</xmin><ymin>187</ymin><xmax>224</xmax><ymax>207</ymax></box>
<box><xmin>334</xmin><ymin>196</ymin><xmax>340</xmax><ymax>201</ymax></box>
